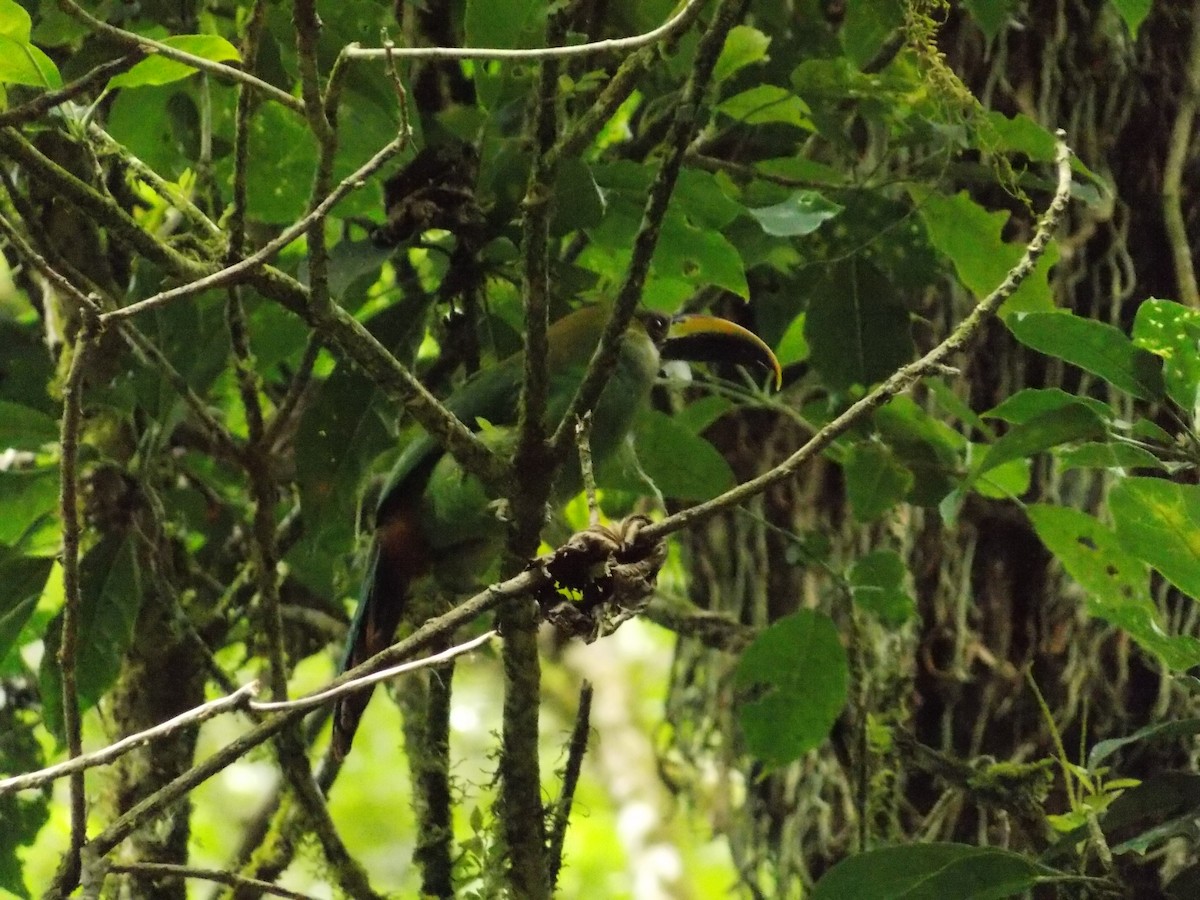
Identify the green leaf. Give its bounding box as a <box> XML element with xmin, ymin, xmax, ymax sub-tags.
<box><xmin>1028</xmin><ymin>504</ymin><xmax>1200</xmax><ymax>670</ymax></box>
<box><xmin>1131</xmin><ymin>298</ymin><xmax>1200</xmax><ymax>411</ymax></box>
<box><xmin>775</xmin><ymin>313</ymin><xmax>809</xmax><ymax>367</ymax></box>
<box><xmin>736</xmin><ymin>610</ymin><xmax>848</xmax><ymax>767</ymax></box>
<box><xmin>1109</xmin><ymin>478</ymin><xmax>1200</xmax><ymax>601</ymax></box>
<box><xmin>465</xmin><ymin>0</ymin><xmax>546</xmax><ymax>49</ymax></box>
<box><xmin>840</xmin><ymin>0</ymin><xmax>904</xmax><ymax>68</ymax></box>
<box><xmin>1056</xmin><ymin>441</ymin><xmax>1166</xmax><ymax>473</ymax></box>
<box><xmin>632</xmin><ymin>409</ymin><xmax>735</xmax><ymax>501</ymax></box>
<box><xmin>843</xmin><ymin>441</ymin><xmax>913</xmax><ymax>521</ymax></box>
<box><xmin>974</xmin><ymin>455</ymin><xmax>1030</xmax><ymax>499</ymax></box>
<box><xmin>1088</xmin><ymin>717</ymin><xmax>1200</xmax><ymax>771</ymax></box>
<box><xmin>805</xmin><ymin>262</ymin><xmax>913</xmax><ymax>391</ymax></box>
<box><xmin>1008</xmin><ymin>312</ymin><xmax>1165</xmax><ymax>401</ymax></box>
<box><xmin>0</xmin><ymin>468</ymin><xmax>59</xmax><ymax>549</ymax></box>
<box><xmin>0</xmin><ymin>550</ymin><xmax>52</xmax><ymax>663</ymax></box>
<box><xmin>39</xmin><ymin>535</ymin><xmax>144</xmax><ymax>740</ymax></box>
<box><xmin>718</xmin><ymin>85</ymin><xmax>814</xmax><ymax>129</ymax></box>
<box><xmin>295</xmin><ymin>366</ymin><xmax>390</xmax><ymax>588</ymax></box>
<box><xmin>551</xmin><ymin>159</ymin><xmax>605</xmax><ymax>234</ymax></box>
<box><xmin>811</xmin><ymin>843</ymin><xmax>1053</xmax><ymax>900</ymax></box>
<box><xmin>242</xmin><ymin>102</ymin><xmax>318</xmax><ymax>222</ymax></box>
<box><xmin>671</xmin><ymin>395</ymin><xmax>733</xmax><ymax>435</ymax></box>
<box><xmin>0</xmin><ymin>400</ymin><xmax>58</xmax><ymax>450</ymax></box>
<box><xmin>0</xmin><ymin>0</ymin><xmax>31</xmax><ymax>41</ymax></box>
<box><xmin>0</xmin><ymin>34</ymin><xmax>62</xmax><ymax>88</ymax></box>
<box><xmin>982</xmin><ymin>388</ymin><xmax>1112</xmax><ymax>424</ymax></box>
<box><xmin>982</xmin><ymin>110</ymin><xmax>1058</xmax><ymax>161</ymax></box>
<box><xmin>747</xmin><ymin>190</ymin><xmax>843</xmax><ymax>237</ymax></box>
<box><xmin>963</xmin><ymin>0</ymin><xmax>1018</xmax><ymax>41</ymax></box>
<box><xmin>976</xmin><ymin>404</ymin><xmax>1107</xmax><ymax>477</ymax></box>
<box><xmin>849</xmin><ymin>550</ymin><xmax>916</xmax><ymax>625</ymax></box>
<box><xmin>653</xmin><ymin>213</ymin><xmax>748</xmax><ymax>300</ymax></box>
<box><xmin>1111</xmin><ymin>0</ymin><xmax>1152</xmax><ymax>38</ymax></box>
<box><xmin>916</xmin><ymin>189</ymin><xmax>1057</xmax><ymax>314</ymax></box>
<box><xmin>713</xmin><ymin>25</ymin><xmax>771</xmax><ymax>84</ymax></box>
<box><xmin>109</xmin><ymin>35</ymin><xmax>241</xmax><ymax>88</ymax></box>
<box><xmin>672</xmin><ymin>169</ymin><xmax>743</xmax><ymax>229</ymax></box>
<box><xmin>875</xmin><ymin>396</ymin><xmax>964</xmax><ymax>507</ymax></box>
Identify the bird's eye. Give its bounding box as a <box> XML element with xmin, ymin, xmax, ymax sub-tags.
<box><xmin>642</xmin><ymin>312</ymin><xmax>670</xmax><ymax>343</ymax></box>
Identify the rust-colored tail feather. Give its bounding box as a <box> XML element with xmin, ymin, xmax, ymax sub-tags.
<box><xmin>331</xmin><ymin>510</ymin><xmax>428</xmax><ymax>760</ymax></box>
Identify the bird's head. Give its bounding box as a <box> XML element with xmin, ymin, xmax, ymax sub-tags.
<box><xmin>636</xmin><ymin>310</ymin><xmax>782</xmax><ymax>390</ymax></box>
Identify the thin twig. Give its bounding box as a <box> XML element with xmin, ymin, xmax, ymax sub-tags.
<box><xmin>0</xmin><ymin>684</ymin><xmax>259</xmax><ymax>795</ymax></box>
<box><xmin>0</xmin><ymin>55</ymin><xmax>140</xmax><ymax>126</ymax></box>
<box><xmin>107</xmin><ymin>863</ymin><xmax>316</xmax><ymax>900</ymax></box>
<box><xmin>226</xmin><ymin>0</ymin><xmax>271</xmax><ymax>257</ymax></box>
<box><xmin>344</xmin><ymin>0</ymin><xmax>707</xmax><ymax>61</ymax></box>
<box><xmin>0</xmin><ymin>207</ymin><xmax>241</xmax><ymax>461</ymax></box>
<box><xmin>100</xmin><ymin>133</ymin><xmax>409</xmax><ymax>322</ymax></box>
<box><xmin>547</xmin><ymin>681</ymin><xmax>593</xmax><ymax>890</ymax></box>
<box><xmin>89</xmin><ymin>123</ymin><xmax>223</xmax><ymax>239</ymax></box>
<box><xmin>250</xmin><ymin>631</ymin><xmax>497</xmax><ymax>713</ymax></box>
<box><xmin>56</xmin><ymin>315</ymin><xmax>100</xmax><ymax>885</ymax></box>
<box><xmin>1163</xmin><ymin>0</ymin><xmax>1200</xmax><ymax>308</ymax></box>
<box><xmin>575</xmin><ymin>414</ymin><xmax>599</xmax><ymax>525</ymax></box>
<box><xmin>57</xmin><ymin>0</ymin><xmax>305</xmax><ymax>113</ymax></box>
<box><xmin>640</xmin><ymin>132</ymin><xmax>1074</xmax><ymax>543</ymax></box>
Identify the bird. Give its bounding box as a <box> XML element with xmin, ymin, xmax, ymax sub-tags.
<box><xmin>331</xmin><ymin>304</ymin><xmax>782</xmax><ymax>758</ymax></box>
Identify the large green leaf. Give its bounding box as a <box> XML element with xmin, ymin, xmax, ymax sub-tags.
<box><xmin>982</xmin><ymin>388</ymin><xmax>1112</xmax><ymax>425</ymax></box>
<box><xmin>976</xmin><ymin>404</ymin><xmax>1107</xmax><ymax>477</ymax></box>
<box><xmin>654</xmin><ymin>213</ymin><xmax>748</xmax><ymax>300</ymax></box>
<box><xmin>39</xmin><ymin>535</ymin><xmax>143</xmax><ymax>741</ymax></box>
<box><xmin>0</xmin><ymin>400</ymin><xmax>58</xmax><ymax>450</ymax></box>
<box><xmin>843</xmin><ymin>441</ymin><xmax>914</xmax><ymax>521</ymax></box>
<box><xmin>811</xmin><ymin>843</ymin><xmax>1054</xmax><ymax>900</ymax></box>
<box><xmin>736</xmin><ymin>610</ymin><xmax>848</xmax><ymax>768</ymax></box>
<box><xmin>632</xmin><ymin>409</ymin><xmax>735</xmax><ymax>501</ymax></box>
<box><xmin>0</xmin><ymin>550</ymin><xmax>53</xmax><ymax>663</ymax></box>
<box><xmin>1131</xmin><ymin>298</ymin><xmax>1200</xmax><ymax>412</ymax></box>
<box><xmin>1028</xmin><ymin>503</ymin><xmax>1200</xmax><ymax>670</ymax></box>
<box><xmin>916</xmin><ymin>189</ymin><xmax>1058</xmax><ymax>315</ymax></box>
<box><xmin>109</xmin><ymin>34</ymin><xmax>241</xmax><ymax>89</ymax></box>
<box><xmin>464</xmin><ymin>0</ymin><xmax>545</xmax><ymax>49</ymax></box>
<box><xmin>1008</xmin><ymin>312</ymin><xmax>1165</xmax><ymax>401</ymax></box>
<box><xmin>1055</xmin><ymin>441</ymin><xmax>1166</xmax><ymax>473</ymax></box>
<box><xmin>0</xmin><ymin>0</ymin><xmax>31</xmax><ymax>41</ymax></box>
<box><xmin>718</xmin><ymin>85</ymin><xmax>814</xmax><ymax>129</ymax></box>
<box><xmin>1109</xmin><ymin>478</ymin><xmax>1200</xmax><ymax>601</ymax></box>
<box><xmin>243</xmin><ymin>105</ymin><xmax>320</xmax><ymax>222</ymax></box>
<box><xmin>747</xmin><ymin>190</ymin><xmax>843</xmax><ymax>237</ymax></box>
<box><xmin>0</xmin><ymin>34</ymin><xmax>61</xmax><ymax>88</ymax></box>
<box><xmin>1111</xmin><ymin>0</ymin><xmax>1152</xmax><ymax>38</ymax></box>
<box><xmin>805</xmin><ymin>262</ymin><xmax>913</xmax><ymax>391</ymax></box>
<box><xmin>849</xmin><ymin>550</ymin><xmax>916</xmax><ymax>625</ymax></box>
<box><xmin>840</xmin><ymin>0</ymin><xmax>904</xmax><ymax>68</ymax></box>
<box><xmin>713</xmin><ymin>25</ymin><xmax>771</xmax><ymax>84</ymax></box>
<box><xmin>0</xmin><ymin>467</ymin><xmax>59</xmax><ymax>549</ymax></box>
<box><xmin>1089</xmin><ymin>717</ymin><xmax>1200</xmax><ymax>770</ymax></box>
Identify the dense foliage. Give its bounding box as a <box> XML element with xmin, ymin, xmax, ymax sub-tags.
<box><xmin>2</xmin><ymin>0</ymin><xmax>1200</xmax><ymax>898</ymax></box>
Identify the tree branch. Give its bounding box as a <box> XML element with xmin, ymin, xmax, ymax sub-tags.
<box><xmin>0</xmin><ymin>685</ymin><xmax>259</xmax><ymax>795</ymax></box>
<box><xmin>0</xmin><ymin>55</ymin><xmax>140</xmax><ymax>126</ymax></box>
<box><xmin>344</xmin><ymin>0</ymin><xmax>708</xmax><ymax>61</ymax></box>
<box><xmin>639</xmin><ymin>132</ymin><xmax>1074</xmax><ymax>543</ymax></box>
<box><xmin>548</xmin><ymin>0</ymin><xmax>746</xmax><ymax>460</ymax></box>
<box><xmin>57</xmin><ymin>0</ymin><xmax>305</xmax><ymax>113</ymax></box>
<box><xmin>55</xmin><ymin>315</ymin><xmax>98</xmax><ymax>889</ymax></box>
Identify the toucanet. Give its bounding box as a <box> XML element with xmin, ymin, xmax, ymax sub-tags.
<box><xmin>332</xmin><ymin>305</ymin><xmax>781</xmax><ymax>758</ymax></box>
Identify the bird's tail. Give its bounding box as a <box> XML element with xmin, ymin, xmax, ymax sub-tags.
<box><xmin>331</xmin><ymin>512</ymin><xmax>426</xmax><ymax>760</ymax></box>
